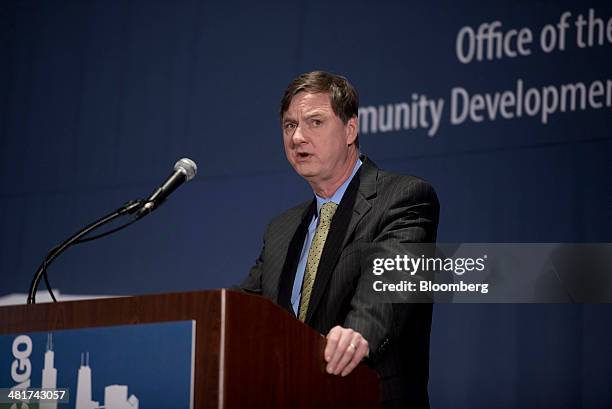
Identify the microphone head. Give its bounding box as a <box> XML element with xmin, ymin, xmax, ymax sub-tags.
<box><xmin>174</xmin><ymin>158</ymin><xmax>197</xmax><ymax>181</ymax></box>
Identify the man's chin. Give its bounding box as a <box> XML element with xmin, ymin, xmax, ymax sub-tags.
<box><xmin>292</xmin><ymin>162</ymin><xmax>317</xmax><ymax>179</ymax></box>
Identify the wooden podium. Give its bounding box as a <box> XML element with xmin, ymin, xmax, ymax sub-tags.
<box><xmin>0</xmin><ymin>290</ymin><xmax>381</xmax><ymax>408</ymax></box>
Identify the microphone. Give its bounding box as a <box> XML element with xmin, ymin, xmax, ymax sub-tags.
<box><xmin>136</xmin><ymin>158</ymin><xmax>198</xmax><ymax>219</ymax></box>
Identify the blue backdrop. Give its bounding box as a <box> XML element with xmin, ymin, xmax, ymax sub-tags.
<box><xmin>1</xmin><ymin>1</ymin><xmax>611</xmax><ymax>408</ymax></box>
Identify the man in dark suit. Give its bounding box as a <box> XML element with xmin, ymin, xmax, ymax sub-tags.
<box><xmin>239</xmin><ymin>71</ymin><xmax>439</xmax><ymax>408</ymax></box>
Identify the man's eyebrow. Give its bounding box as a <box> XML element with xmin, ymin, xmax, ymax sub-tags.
<box><xmin>304</xmin><ymin>110</ymin><xmax>327</xmax><ymax>118</ymax></box>
<box><xmin>283</xmin><ymin>109</ymin><xmax>327</xmax><ymax>123</ymax></box>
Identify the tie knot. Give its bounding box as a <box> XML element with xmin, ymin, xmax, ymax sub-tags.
<box><xmin>319</xmin><ymin>202</ymin><xmax>338</xmax><ymax>224</ymax></box>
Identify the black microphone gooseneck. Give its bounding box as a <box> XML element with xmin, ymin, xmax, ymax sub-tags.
<box><xmin>26</xmin><ymin>158</ymin><xmax>198</xmax><ymax>304</ymax></box>
<box><xmin>27</xmin><ymin>200</ymin><xmax>142</xmax><ymax>304</ymax></box>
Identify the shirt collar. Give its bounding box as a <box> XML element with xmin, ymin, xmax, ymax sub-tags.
<box><xmin>314</xmin><ymin>158</ymin><xmax>362</xmax><ymax>217</ymax></box>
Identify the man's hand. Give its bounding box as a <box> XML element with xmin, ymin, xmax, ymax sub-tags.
<box><xmin>324</xmin><ymin>325</ymin><xmax>369</xmax><ymax>377</ymax></box>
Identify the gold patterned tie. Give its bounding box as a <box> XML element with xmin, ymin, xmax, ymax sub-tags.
<box><xmin>298</xmin><ymin>201</ymin><xmax>338</xmax><ymax>322</ymax></box>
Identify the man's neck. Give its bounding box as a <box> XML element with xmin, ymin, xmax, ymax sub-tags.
<box><xmin>309</xmin><ymin>150</ymin><xmax>359</xmax><ymax>199</ymax></box>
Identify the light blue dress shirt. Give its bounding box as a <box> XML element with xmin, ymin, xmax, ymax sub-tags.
<box><xmin>291</xmin><ymin>159</ymin><xmax>363</xmax><ymax>314</ymax></box>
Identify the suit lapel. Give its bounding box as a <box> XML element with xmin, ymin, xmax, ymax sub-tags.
<box><xmin>277</xmin><ymin>200</ymin><xmax>316</xmax><ymax>315</ymax></box>
<box><xmin>340</xmin><ymin>158</ymin><xmax>378</xmax><ymax>249</ymax></box>
<box><xmin>304</xmin><ymin>157</ymin><xmax>379</xmax><ymax>324</ymax></box>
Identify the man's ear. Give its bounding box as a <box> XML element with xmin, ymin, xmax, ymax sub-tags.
<box><xmin>345</xmin><ymin>116</ymin><xmax>358</xmax><ymax>145</ymax></box>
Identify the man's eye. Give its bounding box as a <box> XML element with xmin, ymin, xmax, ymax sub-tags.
<box><xmin>284</xmin><ymin>123</ymin><xmax>296</xmax><ymax>131</ymax></box>
<box><xmin>312</xmin><ymin>119</ymin><xmax>322</xmax><ymax>127</ymax></box>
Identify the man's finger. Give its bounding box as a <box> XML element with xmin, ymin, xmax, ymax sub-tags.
<box><xmin>333</xmin><ymin>340</ymin><xmax>359</xmax><ymax>375</ymax></box>
<box><xmin>327</xmin><ymin>327</ymin><xmax>353</xmax><ymax>373</ymax></box>
<box><xmin>324</xmin><ymin>326</ymin><xmax>342</xmax><ymax>362</ymax></box>
<box><xmin>341</xmin><ymin>339</ymin><xmax>369</xmax><ymax>376</ymax></box>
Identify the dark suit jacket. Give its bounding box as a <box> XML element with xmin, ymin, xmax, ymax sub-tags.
<box><xmin>239</xmin><ymin>156</ymin><xmax>439</xmax><ymax>407</ymax></box>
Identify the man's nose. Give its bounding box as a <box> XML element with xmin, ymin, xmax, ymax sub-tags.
<box><xmin>292</xmin><ymin>123</ymin><xmax>306</xmax><ymax>144</ymax></box>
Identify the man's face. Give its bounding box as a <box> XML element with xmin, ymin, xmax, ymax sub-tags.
<box><xmin>282</xmin><ymin>92</ymin><xmax>357</xmax><ymax>185</ymax></box>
